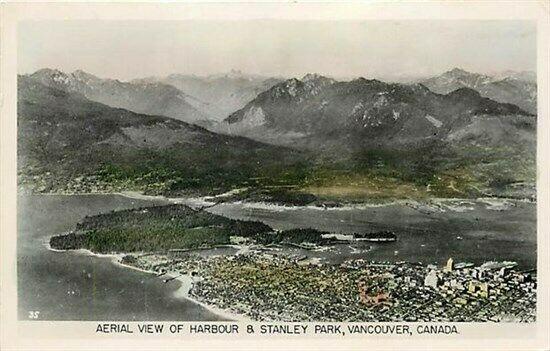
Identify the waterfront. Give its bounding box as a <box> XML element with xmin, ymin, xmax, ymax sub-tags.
<box><xmin>18</xmin><ymin>194</ymin><xmax>536</xmax><ymax>320</ymax></box>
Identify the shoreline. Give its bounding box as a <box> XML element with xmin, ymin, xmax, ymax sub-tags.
<box><xmin>172</xmin><ymin>274</ymin><xmax>253</xmax><ymax>322</ymax></box>
<box><xmin>116</xmin><ymin>191</ymin><xmax>534</xmax><ymax>214</ymax></box>
<box><xmin>20</xmin><ymin>189</ymin><xmax>536</xmax><ymax>209</ymax></box>
<box><xmin>40</xmin><ymin>190</ymin><xmax>537</xmax><ymax>321</ymax></box>
<box><xmin>44</xmin><ymin>240</ymin><xmax>250</xmax><ymax>322</ymax></box>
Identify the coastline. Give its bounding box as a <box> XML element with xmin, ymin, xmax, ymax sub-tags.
<box><xmin>115</xmin><ymin>190</ymin><xmax>532</xmax><ymax>214</ymax></box>
<box><xmin>21</xmin><ymin>189</ymin><xmax>536</xmax><ymax>211</ymax></box>
<box><xmin>172</xmin><ymin>274</ymin><xmax>253</xmax><ymax>322</ymax></box>
<box><xmin>44</xmin><ymin>240</ymin><xmax>250</xmax><ymax>322</ymax></box>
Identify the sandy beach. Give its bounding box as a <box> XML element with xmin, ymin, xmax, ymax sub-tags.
<box><xmin>45</xmin><ymin>239</ymin><xmax>250</xmax><ymax>322</ymax></box>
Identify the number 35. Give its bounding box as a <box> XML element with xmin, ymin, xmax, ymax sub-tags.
<box><xmin>28</xmin><ymin>311</ymin><xmax>40</xmax><ymax>319</ymax></box>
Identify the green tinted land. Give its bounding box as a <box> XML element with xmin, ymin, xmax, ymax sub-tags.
<box><xmin>23</xmin><ymin>144</ymin><xmax>535</xmax><ymax>204</ymax></box>
<box><xmin>49</xmin><ymin>204</ymin><xmax>329</xmax><ymax>253</ymax></box>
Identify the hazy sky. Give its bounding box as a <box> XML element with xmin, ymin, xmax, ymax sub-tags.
<box><xmin>18</xmin><ymin>20</ymin><xmax>536</xmax><ymax>81</ymax></box>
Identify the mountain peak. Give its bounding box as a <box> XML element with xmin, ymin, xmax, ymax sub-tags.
<box><xmin>302</xmin><ymin>73</ymin><xmax>323</xmax><ymax>81</ymax></box>
<box><xmin>422</xmin><ymin>67</ymin><xmax>537</xmax><ymax>114</ymax></box>
<box><xmin>30</xmin><ymin>68</ymin><xmax>72</xmax><ymax>86</ymax></box>
<box><xmin>351</xmin><ymin>77</ymin><xmax>384</xmax><ymax>85</ymax></box>
<box><xmin>301</xmin><ymin>73</ymin><xmax>335</xmax><ymax>86</ymax></box>
<box><xmin>445</xmin><ymin>67</ymin><xmax>472</xmax><ymax>76</ymax></box>
<box><xmin>25</xmin><ymin>67</ymin><xmax>211</xmax><ymax>125</ymax></box>
<box><xmin>31</xmin><ymin>68</ymin><xmax>66</xmax><ymax>78</ymax></box>
<box><xmin>441</xmin><ymin>67</ymin><xmax>492</xmax><ymax>81</ymax></box>
<box><xmin>72</xmin><ymin>69</ymin><xmax>99</xmax><ymax>81</ymax></box>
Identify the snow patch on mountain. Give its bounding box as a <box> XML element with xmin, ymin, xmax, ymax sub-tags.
<box><xmin>285</xmin><ymin>79</ymin><xmax>300</xmax><ymax>97</ymax></box>
<box><xmin>392</xmin><ymin>110</ymin><xmax>400</xmax><ymax>120</ymax></box>
<box><xmin>374</xmin><ymin>95</ymin><xmax>389</xmax><ymax>108</ymax></box>
<box><xmin>425</xmin><ymin>115</ymin><xmax>443</xmax><ymax>128</ymax></box>
<box><xmin>236</xmin><ymin>106</ymin><xmax>267</xmax><ymax>129</ymax></box>
<box><xmin>318</xmin><ymin>100</ymin><xmax>329</xmax><ymax>111</ymax></box>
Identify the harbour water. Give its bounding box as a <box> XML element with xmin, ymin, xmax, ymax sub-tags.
<box><xmin>206</xmin><ymin>199</ymin><xmax>537</xmax><ymax>268</ymax></box>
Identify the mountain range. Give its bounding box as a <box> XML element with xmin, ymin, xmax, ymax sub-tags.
<box><xmin>25</xmin><ymin>68</ymin><xmax>214</xmax><ymax>127</ymax></box>
<box><xmin>17</xmin><ymin>76</ymin><xmax>303</xmax><ymax>195</ymax></box>
<box><xmin>421</xmin><ymin>68</ymin><xmax>536</xmax><ymax>114</ymax></box>
<box><xmin>18</xmin><ymin>67</ymin><xmax>537</xmax><ymax>200</ymax></box>
<box><xmin>224</xmin><ymin>73</ymin><xmax>535</xmax><ymax>153</ymax></box>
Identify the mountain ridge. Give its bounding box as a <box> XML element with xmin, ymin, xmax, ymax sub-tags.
<box><xmin>421</xmin><ymin>68</ymin><xmax>537</xmax><ymax>114</ymax></box>
<box><xmin>223</xmin><ymin>73</ymin><xmax>534</xmax><ymax>152</ymax></box>
<box><xmin>25</xmin><ymin>68</ymin><xmax>214</xmax><ymax>126</ymax></box>
<box><xmin>138</xmin><ymin>73</ymin><xmax>285</xmax><ymax>121</ymax></box>
<box><xmin>17</xmin><ymin>76</ymin><xmax>306</xmax><ymax>195</ymax></box>
<box><xmin>18</xmin><ymin>73</ymin><xmax>536</xmax><ymax>201</ymax></box>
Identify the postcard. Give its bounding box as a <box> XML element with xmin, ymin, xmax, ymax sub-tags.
<box><xmin>1</xmin><ymin>1</ymin><xmax>548</xmax><ymax>350</ymax></box>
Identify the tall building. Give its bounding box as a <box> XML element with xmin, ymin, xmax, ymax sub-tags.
<box><xmin>445</xmin><ymin>258</ymin><xmax>454</xmax><ymax>272</ymax></box>
<box><xmin>424</xmin><ymin>270</ymin><xmax>439</xmax><ymax>288</ymax></box>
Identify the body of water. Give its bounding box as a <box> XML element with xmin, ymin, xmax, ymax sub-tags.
<box><xmin>206</xmin><ymin>199</ymin><xmax>536</xmax><ymax>269</ymax></box>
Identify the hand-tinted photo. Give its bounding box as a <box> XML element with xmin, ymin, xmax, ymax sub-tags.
<box><xmin>17</xmin><ymin>20</ymin><xmax>536</xmax><ymax>322</ymax></box>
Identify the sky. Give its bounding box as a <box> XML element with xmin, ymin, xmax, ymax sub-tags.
<box><xmin>18</xmin><ymin>20</ymin><xmax>536</xmax><ymax>81</ymax></box>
